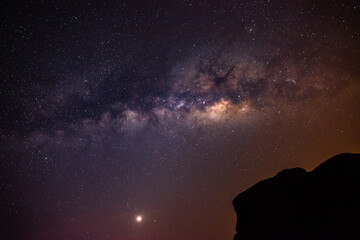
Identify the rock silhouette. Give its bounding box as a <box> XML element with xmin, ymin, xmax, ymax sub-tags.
<box><xmin>232</xmin><ymin>153</ymin><xmax>360</xmax><ymax>240</ymax></box>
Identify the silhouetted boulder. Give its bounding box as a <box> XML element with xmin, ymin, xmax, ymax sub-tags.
<box><xmin>232</xmin><ymin>153</ymin><xmax>360</xmax><ymax>240</ymax></box>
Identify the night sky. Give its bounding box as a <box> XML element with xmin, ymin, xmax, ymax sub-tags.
<box><xmin>1</xmin><ymin>1</ymin><xmax>359</xmax><ymax>240</ymax></box>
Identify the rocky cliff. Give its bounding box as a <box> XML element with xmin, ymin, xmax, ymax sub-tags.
<box><xmin>232</xmin><ymin>153</ymin><xmax>360</xmax><ymax>239</ymax></box>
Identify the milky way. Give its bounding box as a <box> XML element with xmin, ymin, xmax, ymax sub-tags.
<box><xmin>1</xmin><ymin>1</ymin><xmax>359</xmax><ymax>240</ymax></box>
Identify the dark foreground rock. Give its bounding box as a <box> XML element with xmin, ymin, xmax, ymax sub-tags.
<box><xmin>232</xmin><ymin>153</ymin><xmax>360</xmax><ymax>240</ymax></box>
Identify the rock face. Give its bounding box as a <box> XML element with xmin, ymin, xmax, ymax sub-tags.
<box><xmin>232</xmin><ymin>153</ymin><xmax>360</xmax><ymax>240</ymax></box>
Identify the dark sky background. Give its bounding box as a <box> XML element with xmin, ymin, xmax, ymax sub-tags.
<box><xmin>0</xmin><ymin>0</ymin><xmax>359</xmax><ymax>239</ymax></box>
